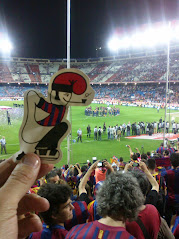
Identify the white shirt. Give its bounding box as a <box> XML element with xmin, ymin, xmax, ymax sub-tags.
<box><xmin>0</xmin><ymin>139</ymin><xmax>6</xmax><ymax>145</ymax></box>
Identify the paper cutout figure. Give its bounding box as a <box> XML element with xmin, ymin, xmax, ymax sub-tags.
<box><xmin>13</xmin><ymin>68</ymin><xmax>95</xmax><ymax>164</ymax></box>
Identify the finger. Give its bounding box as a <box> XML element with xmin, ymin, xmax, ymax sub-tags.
<box><xmin>0</xmin><ymin>153</ymin><xmax>41</xmax><ymax>205</ymax></box>
<box><xmin>0</xmin><ymin>157</ymin><xmax>17</xmax><ymax>187</ymax></box>
<box><xmin>37</xmin><ymin>163</ymin><xmax>54</xmax><ymax>179</ymax></box>
<box><xmin>0</xmin><ymin>158</ymin><xmax>53</xmax><ymax>188</ymax></box>
<box><xmin>18</xmin><ymin>214</ymin><xmax>43</xmax><ymax>239</ymax></box>
<box><xmin>17</xmin><ymin>194</ymin><xmax>49</xmax><ymax>215</ymax></box>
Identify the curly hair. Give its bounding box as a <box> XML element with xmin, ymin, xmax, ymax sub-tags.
<box><xmin>96</xmin><ymin>172</ymin><xmax>144</xmax><ymax>222</ymax></box>
<box><xmin>130</xmin><ymin>170</ymin><xmax>150</xmax><ymax>196</ymax></box>
<box><xmin>38</xmin><ymin>183</ymin><xmax>72</xmax><ymax>226</ymax></box>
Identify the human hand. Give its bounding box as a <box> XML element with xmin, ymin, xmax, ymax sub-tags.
<box><xmin>0</xmin><ymin>153</ymin><xmax>54</xmax><ymax>239</ymax></box>
<box><xmin>89</xmin><ymin>160</ymin><xmax>99</xmax><ymax>171</ymax></box>
<box><xmin>139</xmin><ymin>161</ymin><xmax>148</xmax><ymax>173</ymax></box>
<box><xmin>124</xmin><ymin>161</ymin><xmax>133</xmax><ymax>171</ymax></box>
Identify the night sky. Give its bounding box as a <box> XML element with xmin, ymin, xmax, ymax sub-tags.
<box><xmin>0</xmin><ymin>0</ymin><xmax>178</xmax><ymax>59</ymax></box>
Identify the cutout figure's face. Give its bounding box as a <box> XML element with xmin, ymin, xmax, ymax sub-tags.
<box><xmin>50</xmin><ymin>88</ymin><xmax>94</xmax><ymax>106</ymax></box>
<box><xmin>48</xmin><ymin>69</ymin><xmax>95</xmax><ymax>106</ymax></box>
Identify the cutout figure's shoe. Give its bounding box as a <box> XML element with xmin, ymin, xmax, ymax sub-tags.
<box><xmin>35</xmin><ymin>147</ymin><xmax>59</xmax><ymax>161</ymax></box>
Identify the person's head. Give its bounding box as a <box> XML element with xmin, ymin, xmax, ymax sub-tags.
<box><xmin>111</xmin><ymin>162</ymin><xmax>117</xmax><ymax>171</ymax></box>
<box><xmin>132</xmin><ymin>153</ymin><xmax>138</xmax><ymax>161</ymax></box>
<box><xmin>147</xmin><ymin>152</ymin><xmax>151</xmax><ymax>157</ymax></box>
<box><xmin>170</xmin><ymin>153</ymin><xmax>179</xmax><ymax>169</ymax></box>
<box><xmin>130</xmin><ymin>170</ymin><xmax>150</xmax><ymax>197</ymax></box>
<box><xmin>38</xmin><ymin>184</ymin><xmax>74</xmax><ymax>226</ymax></box>
<box><xmin>141</xmin><ymin>153</ymin><xmax>147</xmax><ymax>160</ymax></box>
<box><xmin>164</xmin><ymin>150</ymin><xmax>169</xmax><ymax>156</ymax></box>
<box><xmin>46</xmin><ymin>170</ymin><xmax>60</xmax><ymax>184</ymax></box>
<box><xmin>146</xmin><ymin>158</ymin><xmax>156</xmax><ymax>171</ymax></box>
<box><xmin>96</xmin><ymin>172</ymin><xmax>144</xmax><ymax>222</ymax></box>
<box><xmin>161</xmin><ymin>143</ymin><xmax>164</xmax><ymax>147</ymax></box>
<box><xmin>119</xmin><ymin>157</ymin><xmax>123</xmax><ymax>162</ymax></box>
<box><xmin>65</xmin><ymin>164</ymin><xmax>69</xmax><ymax>170</ymax></box>
<box><xmin>54</xmin><ymin>168</ymin><xmax>62</xmax><ymax>178</ymax></box>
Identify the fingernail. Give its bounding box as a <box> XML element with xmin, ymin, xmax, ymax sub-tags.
<box><xmin>22</xmin><ymin>155</ymin><xmax>39</xmax><ymax>168</ymax></box>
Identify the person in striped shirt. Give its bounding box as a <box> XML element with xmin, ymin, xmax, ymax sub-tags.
<box><xmin>29</xmin><ymin>184</ymin><xmax>74</xmax><ymax>239</ymax></box>
<box><xmin>66</xmin><ymin>172</ymin><xmax>144</xmax><ymax>239</ymax></box>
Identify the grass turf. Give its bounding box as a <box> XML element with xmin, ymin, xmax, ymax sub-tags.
<box><xmin>0</xmin><ymin>100</ymin><xmax>174</xmax><ymax>167</ymax></box>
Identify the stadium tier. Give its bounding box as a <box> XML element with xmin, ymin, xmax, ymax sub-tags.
<box><xmin>0</xmin><ymin>47</ymin><xmax>179</xmax><ymax>84</ymax></box>
<box><xmin>0</xmin><ymin>48</ymin><xmax>179</xmax><ymax>104</ymax></box>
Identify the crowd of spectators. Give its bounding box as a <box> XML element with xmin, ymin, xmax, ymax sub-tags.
<box><xmin>1</xmin><ymin>53</ymin><xmax>179</xmax><ymax>84</ymax></box>
<box><xmin>1</xmin><ymin>141</ymin><xmax>178</xmax><ymax>238</ymax></box>
<box><xmin>0</xmin><ymin>83</ymin><xmax>178</xmax><ymax>106</ymax></box>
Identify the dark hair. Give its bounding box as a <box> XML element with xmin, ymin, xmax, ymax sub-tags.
<box><xmin>97</xmin><ymin>172</ymin><xmax>144</xmax><ymax>222</ymax></box>
<box><xmin>130</xmin><ymin>170</ymin><xmax>150</xmax><ymax>196</ymax></box>
<box><xmin>164</xmin><ymin>150</ymin><xmax>169</xmax><ymax>156</ymax></box>
<box><xmin>132</xmin><ymin>154</ymin><xmax>138</xmax><ymax>161</ymax></box>
<box><xmin>54</xmin><ymin>168</ymin><xmax>62</xmax><ymax>178</ymax></box>
<box><xmin>147</xmin><ymin>152</ymin><xmax>151</xmax><ymax>156</ymax></box>
<box><xmin>170</xmin><ymin>153</ymin><xmax>179</xmax><ymax>168</ymax></box>
<box><xmin>119</xmin><ymin>157</ymin><xmax>123</xmax><ymax>162</ymax></box>
<box><xmin>146</xmin><ymin>158</ymin><xmax>156</xmax><ymax>170</ymax></box>
<box><xmin>65</xmin><ymin>164</ymin><xmax>69</xmax><ymax>170</ymax></box>
<box><xmin>38</xmin><ymin>184</ymin><xmax>72</xmax><ymax>226</ymax></box>
<box><xmin>45</xmin><ymin>170</ymin><xmax>58</xmax><ymax>183</ymax></box>
<box><xmin>141</xmin><ymin>153</ymin><xmax>147</xmax><ymax>160</ymax></box>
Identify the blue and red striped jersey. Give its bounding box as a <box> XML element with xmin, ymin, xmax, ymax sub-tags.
<box><xmin>156</xmin><ymin>146</ymin><xmax>166</xmax><ymax>154</ymax></box>
<box><xmin>65</xmin><ymin>201</ymin><xmax>89</xmax><ymax>231</ymax></box>
<box><xmin>66</xmin><ymin>221</ymin><xmax>135</xmax><ymax>239</ymax></box>
<box><xmin>161</xmin><ymin>168</ymin><xmax>179</xmax><ymax>205</ymax></box>
<box><xmin>29</xmin><ymin>224</ymin><xmax>68</xmax><ymax>239</ymax></box>
<box><xmin>36</xmin><ymin>98</ymin><xmax>66</xmax><ymax>126</ymax></box>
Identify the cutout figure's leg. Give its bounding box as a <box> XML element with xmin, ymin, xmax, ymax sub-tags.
<box><xmin>35</xmin><ymin>122</ymin><xmax>68</xmax><ymax>157</ymax></box>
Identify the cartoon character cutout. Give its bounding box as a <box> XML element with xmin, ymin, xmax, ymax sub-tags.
<box><xmin>13</xmin><ymin>68</ymin><xmax>95</xmax><ymax>164</ymax></box>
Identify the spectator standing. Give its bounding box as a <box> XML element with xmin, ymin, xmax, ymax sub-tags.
<box><xmin>172</xmin><ymin>122</ymin><xmax>177</xmax><ymax>133</ymax></box>
<box><xmin>0</xmin><ymin>136</ymin><xmax>7</xmax><ymax>154</ymax></box>
<box><xmin>161</xmin><ymin>153</ymin><xmax>179</xmax><ymax>226</ymax></box>
<box><xmin>7</xmin><ymin>112</ymin><xmax>11</xmax><ymax>125</ymax></box>
<box><xmin>94</xmin><ymin>126</ymin><xmax>98</xmax><ymax>140</ymax></box>
<box><xmin>98</xmin><ymin>127</ymin><xmax>102</xmax><ymax>141</ymax></box>
<box><xmin>107</xmin><ymin>126</ymin><xmax>110</xmax><ymax>139</ymax></box>
<box><xmin>126</xmin><ymin>122</ymin><xmax>131</xmax><ymax>136</ymax></box>
<box><xmin>77</xmin><ymin>128</ymin><xmax>82</xmax><ymax>143</ymax></box>
<box><xmin>166</xmin><ymin>121</ymin><xmax>169</xmax><ymax>133</ymax></box>
<box><xmin>87</xmin><ymin>125</ymin><xmax>91</xmax><ymax>138</ymax></box>
<box><xmin>66</xmin><ymin>172</ymin><xmax>144</xmax><ymax>239</ymax></box>
<box><xmin>110</xmin><ymin>126</ymin><xmax>114</xmax><ymax>140</ymax></box>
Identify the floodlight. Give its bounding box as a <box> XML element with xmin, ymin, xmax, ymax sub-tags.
<box><xmin>107</xmin><ymin>37</ymin><xmax>120</xmax><ymax>51</ymax></box>
<box><xmin>0</xmin><ymin>38</ymin><xmax>13</xmax><ymax>53</ymax></box>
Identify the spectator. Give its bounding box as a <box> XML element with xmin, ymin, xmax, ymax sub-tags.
<box><xmin>66</xmin><ymin>172</ymin><xmax>144</xmax><ymax>239</ymax></box>
<box><xmin>29</xmin><ymin>183</ymin><xmax>74</xmax><ymax>238</ymax></box>
<box><xmin>161</xmin><ymin>153</ymin><xmax>179</xmax><ymax>226</ymax></box>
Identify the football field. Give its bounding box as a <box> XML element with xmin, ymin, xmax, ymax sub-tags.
<box><xmin>0</xmin><ymin>100</ymin><xmax>177</xmax><ymax>167</ymax></box>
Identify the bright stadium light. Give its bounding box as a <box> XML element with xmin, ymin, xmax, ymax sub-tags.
<box><xmin>108</xmin><ymin>22</ymin><xmax>177</xmax><ymax>51</ymax></box>
<box><xmin>107</xmin><ymin>37</ymin><xmax>120</xmax><ymax>51</ymax></box>
<box><xmin>0</xmin><ymin>38</ymin><xmax>13</xmax><ymax>53</ymax></box>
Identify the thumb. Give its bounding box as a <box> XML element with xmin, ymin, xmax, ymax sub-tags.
<box><xmin>0</xmin><ymin>153</ymin><xmax>41</xmax><ymax>205</ymax></box>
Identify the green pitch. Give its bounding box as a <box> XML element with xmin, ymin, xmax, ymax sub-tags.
<box><xmin>0</xmin><ymin>101</ymin><xmax>171</xmax><ymax>167</ymax></box>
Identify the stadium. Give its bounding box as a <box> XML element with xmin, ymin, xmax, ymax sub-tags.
<box><xmin>0</xmin><ymin>1</ymin><xmax>179</xmax><ymax>238</ymax></box>
<box><xmin>0</xmin><ymin>42</ymin><xmax>179</xmax><ymax>166</ymax></box>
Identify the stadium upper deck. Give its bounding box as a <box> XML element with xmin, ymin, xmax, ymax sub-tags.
<box><xmin>0</xmin><ymin>44</ymin><xmax>179</xmax><ymax>85</ymax></box>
